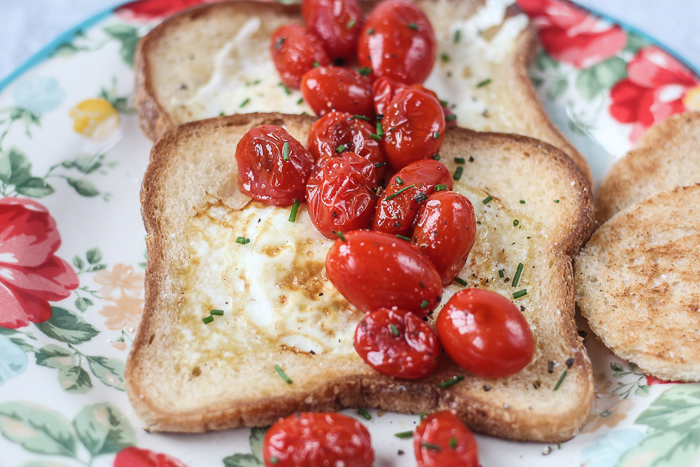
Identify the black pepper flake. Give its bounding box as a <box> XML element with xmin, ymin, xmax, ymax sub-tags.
<box><xmin>483</xmin><ymin>385</ymin><xmax>491</xmax><ymax>391</ymax></box>
<box><xmin>319</xmin><ymin>293</ymin><xmax>324</xmax><ymax>296</ymax></box>
<box><xmin>469</xmin><ymin>156</ymin><xmax>474</xmax><ymax>162</ymax></box>
<box><xmin>394</xmin><ymin>221</ymin><xmax>401</xmax><ymax>228</ymax></box>
<box><xmin>520</xmin><ymin>305</ymin><xmax>525</xmax><ymax>311</ymax></box>
<box><xmin>578</xmin><ymin>330</ymin><xmax>588</xmax><ymax>339</ymax></box>
<box><xmin>398</xmin><ymin>450</ymin><xmax>404</xmax><ymax>456</ymax></box>
<box><xmin>565</xmin><ymin>357</ymin><xmax>575</xmax><ymax>368</ymax></box>
<box><xmin>310</xmin><ymin>350</ymin><xmax>316</xmax><ymax>355</ymax></box>
<box><xmin>548</xmin><ymin>361</ymin><xmax>555</xmax><ymax>374</ymax></box>
<box><xmin>414</xmin><ymin>192</ymin><xmax>428</xmax><ymax>203</ymax></box>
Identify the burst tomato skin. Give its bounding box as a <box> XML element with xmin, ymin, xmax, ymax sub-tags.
<box><xmin>372</xmin><ymin>159</ymin><xmax>453</xmax><ymax>236</ymax></box>
<box><xmin>354</xmin><ymin>308</ymin><xmax>439</xmax><ymax>379</ymax></box>
<box><xmin>413</xmin><ymin>191</ymin><xmax>476</xmax><ymax>285</ymax></box>
<box><xmin>413</xmin><ymin>411</ymin><xmax>479</xmax><ymax>467</ymax></box>
<box><xmin>307</xmin><ymin>111</ymin><xmax>386</xmax><ymax>180</ymax></box>
<box><xmin>326</xmin><ymin>230</ymin><xmax>442</xmax><ymax>317</ymax></box>
<box><xmin>357</xmin><ymin>0</ymin><xmax>436</xmax><ymax>84</ymax></box>
<box><xmin>306</xmin><ymin>153</ymin><xmax>378</xmax><ymax>238</ymax></box>
<box><xmin>263</xmin><ymin>412</ymin><xmax>374</xmax><ymax>467</ymax></box>
<box><xmin>372</xmin><ymin>77</ymin><xmax>456</xmax><ymax>127</ymax></box>
<box><xmin>436</xmin><ymin>288</ymin><xmax>535</xmax><ymax>378</ymax></box>
<box><xmin>302</xmin><ymin>0</ymin><xmax>364</xmax><ymax>64</ymax></box>
<box><xmin>301</xmin><ymin>67</ymin><xmax>374</xmax><ymax>117</ymax></box>
<box><xmin>271</xmin><ymin>25</ymin><xmax>330</xmax><ymax>89</ymax></box>
<box><xmin>235</xmin><ymin>125</ymin><xmax>315</xmax><ymax>206</ymax></box>
<box><xmin>382</xmin><ymin>87</ymin><xmax>445</xmax><ymax>171</ymax></box>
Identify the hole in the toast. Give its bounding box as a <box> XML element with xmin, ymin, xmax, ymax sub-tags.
<box><xmin>148</xmin><ymin>334</ymin><xmax>155</xmax><ymax>345</ymax></box>
<box><xmin>192</xmin><ymin>366</ymin><xmax>202</xmax><ymax>377</ymax></box>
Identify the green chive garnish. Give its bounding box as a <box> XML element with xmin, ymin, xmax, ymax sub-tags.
<box><xmin>353</xmin><ymin>114</ymin><xmax>370</xmax><ymax>121</ymax></box>
<box><xmin>357</xmin><ymin>407</ymin><xmax>371</xmax><ymax>420</ymax></box>
<box><xmin>279</xmin><ymin>82</ymin><xmax>291</xmax><ymax>95</ymax></box>
<box><xmin>421</xmin><ymin>442</ymin><xmax>442</xmax><ymax>451</ymax></box>
<box><xmin>235</xmin><ymin>236</ymin><xmax>250</xmax><ymax>244</ymax></box>
<box><xmin>449</xmin><ymin>437</ymin><xmax>458</xmax><ymax>449</ymax></box>
<box><xmin>419</xmin><ymin>281</ymin><xmax>426</xmax><ymax>288</ymax></box>
<box><xmin>454</xmin><ymin>29</ymin><xmax>461</xmax><ymax>43</ymax></box>
<box><xmin>289</xmin><ymin>199</ymin><xmax>300</xmax><ymax>222</ymax></box>
<box><xmin>358</xmin><ymin>67</ymin><xmax>372</xmax><ymax>76</ymax></box>
<box><xmin>395</xmin><ymin>431</ymin><xmax>413</xmax><ymax>439</ymax></box>
<box><xmin>554</xmin><ymin>199</ymin><xmax>560</xmax><ymax>203</ymax></box>
<box><xmin>240</xmin><ymin>98</ymin><xmax>250</xmax><ymax>108</ymax></box>
<box><xmin>347</xmin><ymin>19</ymin><xmax>356</xmax><ymax>29</ymax></box>
<box><xmin>520</xmin><ymin>200</ymin><xmax>526</xmax><ymax>204</ymax></box>
<box><xmin>274</xmin><ymin>364</ymin><xmax>293</xmax><ymax>384</ymax></box>
<box><xmin>419</xmin><ymin>412</ymin><xmax>426</xmax><ymax>421</ymax></box>
<box><xmin>498</xmin><ymin>269</ymin><xmax>504</xmax><ymax>278</ymax></box>
<box><xmin>202</xmin><ymin>316</ymin><xmax>214</xmax><ymax>324</ymax></box>
<box><xmin>313</xmin><ymin>61</ymin><xmax>320</xmax><ymax>68</ymax></box>
<box><xmin>455</xmin><ymin>277</ymin><xmax>467</xmax><ymax>287</ymax></box>
<box><xmin>282</xmin><ymin>142</ymin><xmax>289</xmax><ymax>161</ymax></box>
<box><xmin>433</xmin><ymin>154</ymin><xmax>441</xmax><ymax>160</ymax></box>
<box><xmin>396</xmin><ymin>234</ymin><xmax>411</xmax><ymax>242</ymax></box>
<box><xmin>476</xmin><ymin>78</ymin><xmax>492</xmax><ymax>88</ymax></box>
<box><xmin>368</xmin><ymin>28</ymin><xmax>375</xmax><ymax>35</ymax></box>
<box><xmin>439</xmin><ymin>99</ymin><xmax>449</xmax><ymax>107</ymax></box>
<box><xmin>446</xmin><ymin>114</ymin><xmax>457</xmax><ymax>121</ymax></box>
<box><xmin>513</xmin><ymin>289</ymin><xmax>527</xmax><ymax>299</ymax></box>
<box><xmin>420</xmin><ymin>299</ymin><xmax>429</xmax><ymax>309</ymax></box>
<box><xmin>454</xmin><ymin>166</ymin><xmax>463</xmax><ymax>181</ymax></box>
<box><xmin>336</xmin><ymin>144</ymin><xmax>347</xmax><ymax>153</ymax></box>
<box><xmin>370</xmin><ymin>133</ymin><xmax>381</xmax><ymax>141</ymax></box>
<box><xmin>553</xmin><ymin>370</ymin><xmax>568</xmax><ymax>391</ymax></box>
<box><xmin>219</xmin><ymin>112</ymin><xmax>225</xmax><ymax>116</ymax></box>
<box><xmin>270</xmin><ymin>458</ymin><xmax>279</xmax><ymax>465</ymax></box>
<box><xmin>513</xmin><ymin>219</ymin><xmax>520</xmax><ymax>227</ymax></box>
<box><xmin>408</xmin><ymin>23</ymin><xmax>419</xmax><ymax>30</ymax></box>
<box><xmin>482</xmin><ymin>195</ymin><xmax>493</xmax><ymax>204</ymax></box>
<box><xmin>210</xmin><ymin>309</ymin><xmax>224</xmax><ymax>316</ymax></box>
<box><xmin>434</xmin><ymin>184</ymin><xmax>447</xmax><ymax>191</ymax></box>
<box><xmin>385</xmin><ymin>184</ymin><xmax>416</xmax><ymax>201</ymax></box>
<box><xmin>376</xmin><ymin>122</ymin><xmax>384</xmax><ymax>136</ymax></box>
<box><xmin>453</xmin><ymin>157</ymin><xmax>465</xmax><ymax>164</ymax></box>
<box><xmin>390</xmin><ymin>324</ymin><xmax>400</xmax><ymax>336</ymax></box>
<box><xmin>337</xmin><ymin>231</ymin><xmax>346</xmax><ymax>241</ymax></box>
<box><xmin>297</xmin><ymin>97</ymin><xmax>304</xmax><ymax>105</ymax></box>
<box><xmin>374</xmin><ymin>161</ymin><xmax>387</xmax><ymax>168</ymax></box>
<box><xmin>512</xmin><ymin>263</ymin><xmax>524</xmax><ymax>287</ymax></box>
<box><xmin>275</xmin><ymin>37</ymin><xmax>285</xmax><ymax>49</ymax></box>
<box><xmin>441</xmin><ymin>53</ymin><xmax>450</xmax><ymax>62</ymax></box>
<box><xmin>396</xmin><ymin>176</ymin><xmax>404</xmax><ymax>185</ymax></box>
<box><xmin>438</xmin><ymin>375</ymin><xmax>465</xmax><ymax>388</ymax></box>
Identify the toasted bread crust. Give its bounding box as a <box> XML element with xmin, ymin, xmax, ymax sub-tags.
<box><xmin>128</xmin><ymin>113</ymin><xmax>594</xmax><ymax>442</ymax></box>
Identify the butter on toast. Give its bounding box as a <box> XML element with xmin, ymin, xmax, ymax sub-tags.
<box><xmin>595</xmin><ymin>112</ymin><xmax>700</xmax><ymax>224</ymax></box>
<box><xmin>133</xmin><ymin>0</ymin><xmax>592</xmax><ymax>185</ymax></box>
<box><xmin>127</xmin><ymin>113</ymin><xmax>594</xmax><ymax>442</ymax></box>
<box><xmin>575</xmin><ymin>185</ymin><xmax>700</xmax><ymax>382</ymax></box>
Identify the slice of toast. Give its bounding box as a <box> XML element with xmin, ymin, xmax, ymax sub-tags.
<box><xmin>134</xmin><ymin>0</ymin><xmax>592</xmax><ymax>185</ymax></box>
<box><xmin>595</xmin><ymin>111</ymin><xmax>700</xmax><ymax>224</ymax></box>
<box><xmin>575</xmin><ymin>185</ymin><xmax>700</xmax><ymax>382</ymax></box>
<box><xmin>126</xmin><ymin>112</ymin><xmax>594</xmax><ymax>442</ymax></box>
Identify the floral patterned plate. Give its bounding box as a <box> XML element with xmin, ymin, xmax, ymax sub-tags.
<box><xmin>1</xmin><ymin>0</ymin><xmax>699</xmax><ymax>466</ymax></box>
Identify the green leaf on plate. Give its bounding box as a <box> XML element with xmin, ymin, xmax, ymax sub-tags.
<box><xmin>72</xmin><ymin>402</ymin><xmax>136</xmax><ymax>457</ymax></box>
<box><xmin>35</xmin><ymin>344</ymin><xmax>75</xmax><ymax>370</ymax></box>
<box><xmin>86</xmin><ymin>356</ymin><xmax>125</xmax><ymax>391</ymax></box>
<box><xmin>86</xmin><ymin>247</ymin><xmax>103</xmax><ymax>265</ymax></box>
<box><xmin>103</xmin><ymin>24</ymin><xmax>140</xmax><ymax>67</ymax></box>
<box><xmin>35</xmin><ymin>306</ymin><xmax>100</xmax><ymax>345</ymax></box>
<box><xmin>58</xmin><ymin>365</ymin><xmax>92</xmax><ymax>394</ymax></box>
<box><xmin>635</xmin><ymin>384</ymin><xmax>700</xmax><ymax>432</ymax></box>
<box><xmin>0</xmin><ymin>147</ymin><xmax>32</xmax><ymax>186</ymax></box>
<box><xmin>0</xmin><ymin>327</ymin><xmax>20</xmax><ymax>336</ymax></box>
<box><xmin>75</xmin><ymin>296</ymin><xmax>93</xmax><ymax>312</ymax></box>
<box><xmin>547</xmin><ymin>78</ymin><xmax>568</xmax><ymax>100</ymax></box>
<box><xmin>616</xmin><ymin>430</ymin><xmax>700</xmax><ymax>467</ymax></box>
<box><xmin>576</xmin><ymin>56</ymin><xmax>627</xmax><ymax>101</ymax></box>
<box><xmin>67</xmin><ymin>177</ymin><xmax>100</xmax><ymax>197</ymax></box>
<box><xmin>71</xmin><ymin>154</ymin><xmax>102</xmax><ymax>174</ymax></box>
<box><xmin>9</xmin><ymin>337</ymin><xmax>38</xmax><ymax>354</ymax></box>
<box><xmin>72</xmin><ymin>255</ymin><xmax>85</xmax><ymax>271</ymax></box>
<box><xmin>222</xmin><ymin>454</ymin><xmax>263</xmax><ymax>467</ymax></box>
<box><xmin>625</xmin><ymin>31</ymin><xmax>653</xmax><ymax>55</ymax></box>
<box><xmin>0</xmin><ymin>401</ymin><xmax>77</xmax><ymax>457</ymax></box>
<box><xmin>534</xmin><ymin>50</ymin><xmax>559</xmax><ymax>71</ymax></box>
<box><xmin>16</xmin><ymin>177</ymin><xmax>55</xmax><ymax>198</ymax></box>
<box><xmin>21</xmin><ymin>461</ymin><xmax>75</xmax><ymax>467</ymax></box>
<box><xmin>250</xmin><ymin>427</ymin><xmax>268</xmax><ymax>463</ymax></box>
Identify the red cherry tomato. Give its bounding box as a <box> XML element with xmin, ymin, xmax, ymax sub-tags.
<box><xmin>235</xmin><ymin>125</ymin><xmax>315</xmax><ymax>206</ymax></box>
<box><xmin>436</xmin><ymin>288</ymin><xmax>535</xmax><ymax>378</ymax></box>
<box><xmin>372</xmin><ymin>77</ymin><xmax>456</xmax><ymax>127</ymax></box>
<box><xmin>263</xmin><ymin>412</ymin><xmax>374</xmax><ymax>467</ymax></box>
<box><xmin>354</xmin><ymin>308</ymin><xmax>439</xmax><ymax>379</ymax></box>
<box><xmin>413</xmin><ymin>191</ymin><xmax>476</xmax><ymax>285</ymax></box>
<box><xmin>307</xmin><ymin>111</ymin><xmax>386</xmax><ymax>180</ymax></box>
<box><xmin>372</xmin><ymin>159</ymin><xmax>453</xmax><ymax>236</ymax></box>
<box><xmin>302</xmin><ymin>0</ymin><xmax>364</xmax><ymax>64</ymax></box>
<box><xmin>306</xmin><ymin>153</ymin><xmax>377</xmax><ymax>238</ymax></box>
<box><xmin>357</xmin><ymin>0</ymin><xmax>436</xmax><ymax>84</ymax></box>
<box><xmin>413</xmin><ymin>411</ymin><xmax>479</xmax><ymax>467</ymax></box>
<box><xmin>271</xmin><ymin>25</ymin><xmax>330</xmax><ymax>89</ymax></box>
<box><xmin>382</xmin><ymin>87</ymin><xmax>445</xmax><ymax>171</ymax></box>
<box><xmin>301</xmin><ymin>67</ymin><xmax>374</xmax><ymax>118</ymax></box>
<box><xmin>326</xmin><ymin>230</ymin><xmax>442</xmax><ymax>316</ymax></box>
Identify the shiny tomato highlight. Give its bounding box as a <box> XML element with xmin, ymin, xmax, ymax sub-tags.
<box><xmin>325</xmin><ymin>230</ymin><xmax>442</xmax><ymax>317</ymax></box>
<box><xmin>413</xmin><ymin>411</ymin><xmax>479</xmax><ymax>467</ymax></box>
<box><xmin>235</xmin><ymin>125</ymin><xmax>315</xmax><ymax>206</ymax></box>
<box><xmin>302</xmin><ymin>0</ymin><xmax>364</xmax><ymax>64</ymax></box>
<box><xmin>263</xmin><ymin>412</ymin><xmax>374</xmax><ymax>467</ymax></box>
<box><xmin>372</xmin><ymin>77</ymin><xmax>456</xmax><ymax>127</ymax></box>
<box><xmin>301</xmin><ymin>67</ymin><xmax>374</xmax><ymax>117</ymax></box>
<box><xmin>436</xmin><ymin>288</ymin><xmax>535</xmax><ymax>378</ymax></box>
<box><xmin>270</xmin><ymin>25</ymin><xmax>330</xmax><ymax>89</ymax></box>
<box><xmin>354</xmin><ymin>308</ymin><xmax>440</xmax><ymax>379</ymax></box>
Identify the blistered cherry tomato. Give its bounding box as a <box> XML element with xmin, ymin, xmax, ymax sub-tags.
<box><xmin>263</xmin><ymin>412</ymin><xmax>374</xmax><ymax>467</ymax></box>
<box><xmin>436</xmin><ymin>288</ymin><xmax>535</xmax><ymax>378</ymax></box>
<box><xmin>382</xmin><ymin>87</ymin><xmax>445</xmax><ymax>171</ymax></box>
<box><xmin>302</xmin><ymin>0</ymin><xmax>364</xmax><ymax>64</ymax></box>
<box><xmin>326</xmin><ymin>230</ymin><xmax>442</xmax><ymax>316</ymax></box>
<box><xmin>271</xmin><ymin>25</ymin><xmax>330</xmax><ymax>89</ymax></box>
<box><xmin>306</xmin><ymin>153</ymin><xmax>377</xmax><ymax>238</ymax></box>
<box><xmin>357</xmin><ymin>0</ymin><xmax>436</xmax><ymax>84</ymax></box>
<box><xmin>301</xmin><ymin>67</ymin><xmax>374</xmax><ymax>117</ymax></box>
<box><xmin>413</xmin><ymin>191</ymin><xmax>476</xmax><ymax>285</ymax></box>
<box><xmin>413</xmin><ymin>411</ymin><xmax>479</xmax><ymax>467</ymax></box>
<box><xmin>235</xmin><ymin>125</ymin><xmax>315</xmax><ymax>206</ymax></box>
<box><xmin>372</xmin><ymin>159</ymin><xmax>453</xmax><ymax>236</ymax></box>
<box><xmin>372</xmin><ymin>77</ymin><xmax>456</xmax><ymax>127</ymax></box>
<box><xmin>354</xmin><ymin>309</ymin><xmax>439</xmax><ymax>379</ymax></box>
<box><xmin>307</xmin><ymin>111</ymin><xmax>386</xmax><ymax>180</ymax></box>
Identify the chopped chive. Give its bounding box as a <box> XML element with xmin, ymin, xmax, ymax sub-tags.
<box><xmin>441</xmin><ymin>53</ymin><xmax>450</xmax><ymax>62</ymax></box>
<box><xmin>376</xmin><ymin>122</ymin><xmax>384</xmax><ymax>137</ymax></box>
<box><xmin>278</xmin><ymin>82</ymin><xmax>291</xmax><ymax>95</ymax></box>
<box><xmin>219</xmin><ymin>112</ymin><xmax>225</xmax><ymax>116</ymax></box>
<box><xmin>270</xmin><ymin>458</ymin><xmax>279</xmax><ymax>465</ymax></box>
<box><xmin>420</xmin><ymin>299</ymin><xmax>429</xmax><ymax>309</ymax></box>
<box><xmin>558</xmin><ymin>443</ymin><xmax>562</xmax><ymax>449</ymax></box>
<box><xmin>396</xmin><ymin>176</ymin><xmax>403</xmax><ymax>185</ymax></box>
<box><xmin>454</xmin><ymin>166</ymin><xmax>463</xmax><ymax>181</ymax></box>
<box><xmin>498</xmin><ymin>269</ymin><xmax>504</xmax><ymax>278</ymax></box>
<box><xmin>235</xmin><ymin>236</ymin><xmax>250</xmax><ymax>244</ymax></box>
<box><xmin>449</xmin><ymin>437</ymin><xmax>458</xmax><ymax>449</ymax></box>
<box><xmin>419</xmin><ymin>412</ymin><xmax>426</xmax><ymax>421</ymax></box>
<box><xmin>336</xmin><ymin>144</ymin><xmax>347</xmax><ymax>153</ymax></box>
<box><xmin>313</xmin><ymin>60</ymin><xmax>320</xmax><ymax>68</ymax></box>
<box><xmin>370</xmin><ymin>133</ymin><xmax>381</xmax><ymax>141</ymax></box>
<box><xmin>438</xmin><ymin>374</ymin><xmax>465</xmax><ymax>388</ymax></box>
<box><xmin>368</xmin><ymin>28</ymin><xmax>375</xmax><ymax>34</ymax></box>
<box><xmin>408</xmin><ymin>23</ymin><xmax>420</xmax><ymax>30</ymax></box>
<box><xmin>396</xmin><ymin>234</ymin><xmax>411</xmax><ymax>242</ymax></box>
<box><xmin>421</xmin><ymin>442</ymin><xmax>442</xmax><ymax>451</ymax></box>
<box><xmin>210</xmin><ymin>309</ymin><xmax>224</xmax><ymax>316</ymax></box>
<box><xmin>240</xmin><ymin>98</ymin><xmax>250</xmax><ymax>108</ymax></box>
<box><xmin>476</xmin><ymin>78</ymin><xmax>492</xmax><ymax>88</ymax></box>
<box><xmin>358</xmin><ymin>67</ymin><xmax>372</xmax><ymax>76</ymax></box>
<box><xmin>513</xmin><ymin>289</ymin><xmax>527</xmax><ymax>299</ymax></box>
<box><xmin>419</xmin><ymin>281</ymin><xmax>426</xmax><ymax>288</ymax></box>
<box><xmin>445</xmin><ymin>114</ymin><xmax>457</xmax><ymax>121</ymax></box>
<box><xmin>274</xmin><ymin>37</ymin><xmax>285</xmax><ymax>49</ymax></box>
<box><xmin>454</xmin><ymin>157</ymin><xmax>465</xmax><ymax>164</ymax></box>
<box><xmin>274</xmin><ymin>364</ymin><xmax>293</xmax><ymax>384</ymax></box>
<box><xmin>395</xmin><ymin>431</ymin><xmax>413</xmax><ymax>439</ymax></box>
<box><xmin>513</xmin><ymin>219</ymin><xmax>520</xmax><ymax>227</ymax></box>
<box><xmin>440</xmin><ymin>99</ymin><xmax>449</xmax><ymax>107</ymax></box>
<box><xmin>434</xmin><ymin>184</ymin><xmax>447</xmax><ymax>192</ymax></box>
<box><xmin>297</xmin><ymin>97</ymin><xmax>304</xmax><ymax>105</ymax></box>
<box><xmin>385</xmin><ymin>184</ymin><xmax>416</xmax><ymax>201</ymax></box>
<box><xmin>347</xmin><ymin>19</ymin><xmax>356</xmax><ymax>29</ymax></box>
<box><xmin>433</xmin><ymin>154</ymin><xmax>441</xmax><ymax>160</ymax></box>
<box><xmin>433</xmin><ymin>131</ymin><xmax>440</xmax><ymax>139</ymax></box>
<box><xmin>454</xmin><ymin>29</ymin><xmax>461</xmax><ymax>43</ymax></box>
<box><xmin>374</xmin><ymin>161</ymin><xmax>388</xmax><ymax>168</ymax></box>
<box><xmin>455</xmin><ymin>277</ymin><xmax>468</xmax><ymax>287</ymax></box>
<box><xmin>482</xmin><ymin>195</ymin><xmax>493</xmax><ymax>204</ymax></box>
<box><xmin>554</xmin><ymin>199</ymin><xmax>560</xmax><ymax>203</ymax></box>
<box><xmin>553</xmin><ymin>369</ymin><xmax>568</xmax><ymax>390</ymax></box>
<box><xmin>353</xmin><ymin>114</ymin><xmax>371</xmax><ymax>121</ymax></box>
<box><xmin>512</xmin><ymin>263</ymin><xmax>524</xmax><ymax>287</ymax></box>
<box><xmin>357</xmin><ymin>407</ymin><xmax>371</xmax><ymax>420</ymax></box>
<box><xmin>336</xmin><ymin>231</ymin><xmax>346</xmax><ymax>242</ymax></box>
<box><xmin>520</xmin><ymin>200</ymin><xmax>526</xmax><ymax>204</ymax></box>
<box><xmin>289</xmin><ymin>199</ymin><xmax>300</xmax><ymax>222</ymax></box>
<box><xmin>282</xmin><ymin>142</ymin><xmax>290</xmax><ymax>161</ymax></box>
<box><xmin>202</xmin><ymin>316</ymin><xmax>214</xmax><ymax>324</ymax></box>
<box><xmin>390</xmin><ymin>324</ymin><xmax>400</xmax><ymax>336</ymax></box>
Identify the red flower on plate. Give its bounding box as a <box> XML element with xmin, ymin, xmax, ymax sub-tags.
<box><xmin>517</xmin><ymin>0</ymin><xmax>626</xmax><ymax>69</ymax></box>
<box><xmin>610</xmin><ymin>46</ymin><xmax>700</xmax><ymax>142</ymax></box>
<box><xmin>114</xmin><ymin>447</ymin><xmax>189</xmax><ymax>467</ymax></box>
<box><xmin>0</xmin><ymin>198</ymin><xmax>78</xmax><ymax>329</ymax></box>
<box><xmin>115</xmin><ymin>0</ymin><xmax>218</xmax><ymax>22</ymax></box>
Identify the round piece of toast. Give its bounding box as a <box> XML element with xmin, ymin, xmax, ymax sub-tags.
<box><xmin>576</xmin><ymin>184</ymin><xmax>700</xmax><ymax>381</ymax></box>
<box><xmin>595</xmin><ymin>111</ymin><xmax>700</xmax><ymax>225</ymax></box>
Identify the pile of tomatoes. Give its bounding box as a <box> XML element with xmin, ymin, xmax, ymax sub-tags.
<box><xmin>233</xmin><ymin>0</ymin><xmax>537</xmax><ymax>465</ymax></box>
